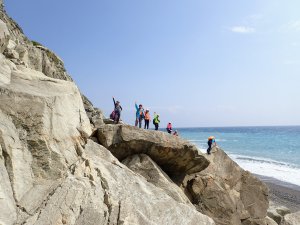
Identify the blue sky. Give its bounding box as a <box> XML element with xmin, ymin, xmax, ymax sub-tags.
<box><xmin>5</xmin><ymin>0</ymin><xmax>300</xmax><ymax>127</ymax></box>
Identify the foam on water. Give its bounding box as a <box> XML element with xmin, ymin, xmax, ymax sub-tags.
<box><xmin>229</xmin><ymin>154</ymin><xmax>300</xmax><ymax>187</ymax></box>
<box><xmin>194</xmin><ymin>145</ymin><xmax>300</xmax><ymax>187</ymax></box>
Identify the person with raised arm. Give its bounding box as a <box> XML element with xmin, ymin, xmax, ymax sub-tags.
<box><xmin>112</xmin><ymin>97</ymin><xmax>122</xmax><ymax>124</ymax></box>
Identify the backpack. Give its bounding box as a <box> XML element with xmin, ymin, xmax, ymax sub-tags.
<box><xmin>110</xmin><ymin>111</ymin><xmax>116</xmax><ymax>120</ymax></box>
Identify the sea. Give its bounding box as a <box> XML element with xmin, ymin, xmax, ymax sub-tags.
<box><xmin>177</xmin><ymin>126</ymin><xmax>300</xmax><ymax>187</ymax></box>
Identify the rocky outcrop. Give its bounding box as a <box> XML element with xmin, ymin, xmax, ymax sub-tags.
<box><xmin>0</xmin><ymin>4</ymin><xmax>216</xmax><ymax>224</ymax></box>
<box><xmin>265</xmin><ymin>217</ymin><xmax>278</xmax><ymax>225</ymax></box>
<box><xmin>81</xmin><ymin>94</ymin><xmax>104</xmax><ymax>128</ymax></box>
<box><xmin>0</xmin><ymin>19</ymin><xmax>9</xmax><ymax>53</ymax></box>
<box><xmin>0</xmin><ymin>59</ymin><xmax>92</xmax><ymax>224</ymax></box>
<box><xmin>0</xmin><ymin>1</ymin><xmax>286</xmax><ymax>225</ymax></box>
<box><xmin>268</xmin><ymin>209</ymin><xmax>283</xmax><ymax>224</ymax></box>
<box><xmin>0</xmin><ymin>7</ymin><xmax>71</xmax><ymax>81</ymax></box>
<box><xmin>267</xmin><ymin>206</ymin><xmax>292</xmax><ymax>225</ymax></box>
<box><xmin>0</xmin><ymin>6</ymin><xmax>103</xmax><ymax>126</ymax></box>
<box><xmin>276</xmin><ymin>207</ymin><xmax>291</xmax><ymax>217</ymax></box>
<box><xmin>183</xmin><ymin>148</ymin><xmax>269</xmax><ymax>225</ymax></box>
<box><xmin>16</xmin><ymin>140</ymin><xmax>214</xmax><ymax>225</ymax></box>
<box><xmin>96</xmin><ymin>124</ymin><xmax>210</xmax><ymax>176</ymax></box>
<box><xmin>281</xmin><ymin>211</ymin><xmax>300</xmax><ymax>225</ymax></box>
<box><xmin>0</xmin><ymin>60</ymin><xmax>214</xmax><ymax>224</ymax></box>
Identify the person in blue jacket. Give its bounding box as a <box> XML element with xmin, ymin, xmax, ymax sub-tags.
<box><xmin>135</xmin><ymin>102</ymin><xmax>144</xmax><ymax>128</ymax></box>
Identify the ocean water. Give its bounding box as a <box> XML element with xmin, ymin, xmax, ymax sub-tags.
<box><xmin>178</xmin><ymin>126</ymin><xmax>300</xmax><ymax>187</ymax></box>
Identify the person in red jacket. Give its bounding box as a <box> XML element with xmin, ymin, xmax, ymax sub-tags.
<box><xmin>166</xmin><ymin>123</ymin><xmax>172</xmax><ymax>134</ymax></box>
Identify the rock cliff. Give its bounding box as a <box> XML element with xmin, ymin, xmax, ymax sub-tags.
<box><xmin>0</xmin><ymin>2</ymin><xmax>274</xmax><ymax>225</ymax></box>
<box><xmin>183</xmin><ymin>148</ymin><xmax>269</xmax><ymax>225</ymax></box>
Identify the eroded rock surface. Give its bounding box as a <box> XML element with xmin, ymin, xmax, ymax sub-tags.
<box><xmin>282</xmin><ymin>211</ymin><xmax>300</xmax><ymax>225</ymax></box>
<box><xmin>0</xmin><ymin>6</ymin><xmax>71</xmax><ymax>81</ymax></box>
<box><xmin>0</xmin><ymin>63</ymin><xmax>214</xmax><ymax>225</ymax></box>
<box><xmin>0</xmin><ymin>19</ymin><xmax>9</xmax><ymax>53</ymax></box>
<box><xmin>19</xmin><ymin>140</ymin><xmax>215</xmax><ymax>225</ymax></box>
<box><xmin>184</xmin><ymin>148</ymin><xmax>269</xmax><ymax>225</ymax></box>
<box><xmin>0</xmin><ymin>62</ymin><xmax>92</xmax><ymax>225</ymax></box>
<box><xmin>123</xmin><ymin>153</ymin><xmax>192</xmax><ymax>205</ymax></box>
<box><xmin>0</xmin><ymin>3</ymin><xmax>216</xmax><ymax>224</ymax></box>
<box><xmin>96</xmin><ymin>124</ymin><xmax>210</xmax><ymax>176</ymax></box>
<box><xmin>0</xmin><ymin>1</ymin><xmax>286</xmax><ymax>225</ymax></box>
<box><xmin>81</xmin><ymin>94</ymin><xmax>104</xmax><ymax>128</ymax></box>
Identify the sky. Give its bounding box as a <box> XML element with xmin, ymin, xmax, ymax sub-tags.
<box><xmin>4</xmin><ymin>0</ymin><xmax>300</xmax><ymax>127</ymax></box>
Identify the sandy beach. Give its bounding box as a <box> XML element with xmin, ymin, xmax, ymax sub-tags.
<box><xmin>257</xmin><ymin>175</ymin><xmax>300</xmax><ymax>212</ymax></box>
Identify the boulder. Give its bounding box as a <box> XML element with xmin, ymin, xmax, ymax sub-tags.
<box><xmin>276</xmin><ymin>206</ymin><xmax>291</xmax><ymax>217</ymax></box>
<box><xmin>265</xmin><ymin>217</ymin><xmax>278</xmax><ymax>225</ymax></box>
<box><xmin>122</xmin><ymin>154</ymin><xmax>192</xmax><ymax>205</ymax></box>
<box><xmin>96</xmin><ymin>124</ymin><xmax>210</xmax><ymax>176</ymax></box>
<box><xmin>282</xmin><ymin>211</ymin><xmax>300</xmax><ymax>225</ymax></box>
<box><xmin>267</xmin><ymin>209</ymin><xmax>282</xmax><ymax>224</ymax></box>
<box><xmin>241</xmin><ymin>218</ymin><xmax>269</xmax><ymax>225</ymax></box>
<box><xmin>184</xmin><ymin>148</ymin><xmax>269</xmax><ymax>225</ymax></box>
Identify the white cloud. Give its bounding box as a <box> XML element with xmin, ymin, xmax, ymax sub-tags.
<box><xmin>229</xmin><ymin>26</ymin><xmax>255</xmax><ymax>34</ymax></box>
<box><xmin>287</xmin><ymin>21</ymin><xmax>300</xmax><ymax>31</ymax></box>
<box><xmin>280</xmin><ymin>20</ymin><xmax>300</xmax><ymax>32</ymax></box>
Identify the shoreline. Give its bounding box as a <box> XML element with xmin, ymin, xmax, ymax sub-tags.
<box><xmin>255</xmin><ymin>174</ymin><xmax>300</xmax><ymax>212</ymax></box>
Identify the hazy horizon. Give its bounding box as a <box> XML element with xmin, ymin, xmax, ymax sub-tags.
<box><xmin>5</xmin><ymin>0</ymin><xmax>300</xmax><ymax>127</ymax></box>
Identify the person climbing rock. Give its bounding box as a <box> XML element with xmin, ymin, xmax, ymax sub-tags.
<box><xmin>166</xmin><ymin>122</ymin><xmax>172</xmax><ymax>134</ymax></box>
<box><xmin>112</xmin><ymin>97</ymin><xmax>122</xmax><ymax>124</ymax></box>
<box><xmin>144</xmin><ymin>109</ymin><xmax>150</xmax><ymax>129</ymax></box>
<box><xmin>207</xmin><ymin>136</ymin><xmax>216</xmax><ymax>154</ymax></box>
<box><xmin>153</xmin><ymin>113</ymin><xmax>160</xmax><ymax>130</ymax></box>
<box><xmin>135</xmin><ymin>102</ymin><xmax>144</xmax><ymax>128</ymax></box>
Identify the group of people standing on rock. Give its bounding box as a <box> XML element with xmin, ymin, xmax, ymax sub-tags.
<box><xmin>110</xmin><ymin>97</ymin><xmax>178</xmax><ymax>135</ymax></box>
<box><xmin>111</xmin><ymin>97</ymin><xmax>216</xmax><ymax>153</ymax></box>
<box><xmin>135</xmin><ymin>102</ymin><xmax>154</xmax><ymax>129</ymax></box>
<box><xmin>135</xmin><ymin>102</ymin><xmax>177</xmax><ymax>135</ymax></box>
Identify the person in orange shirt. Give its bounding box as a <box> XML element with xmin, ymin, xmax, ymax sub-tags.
<box><xmin>144</xmin><ymin>109</ymin><xmax>151</xmax><ymax>129</ymax></box>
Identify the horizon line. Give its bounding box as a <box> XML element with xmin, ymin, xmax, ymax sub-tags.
<box><xmin>173</xmin><ymin>125</ymin><xmax>300</xmax><ymax>129</ymax></box>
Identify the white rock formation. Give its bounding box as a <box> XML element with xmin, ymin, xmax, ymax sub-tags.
<box><xmin>0</xmin><ymin>5</ymin><xmax>216</xmax><ymax>224</ymax></box>
<box><xmin>282</xmin><ymin>211</ymin><xmax>300</xmax><ymax>225</ymax></box>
